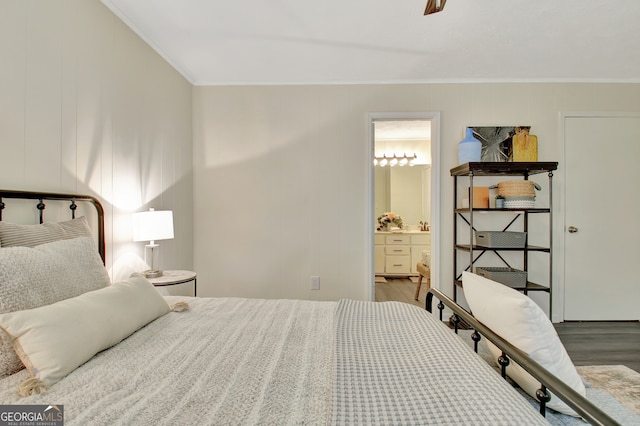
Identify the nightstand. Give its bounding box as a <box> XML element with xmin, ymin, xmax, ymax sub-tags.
<box><xmin>147</xmin><ymin>270</ymin><xmax>197</xmax><ymax>296</ymax></box>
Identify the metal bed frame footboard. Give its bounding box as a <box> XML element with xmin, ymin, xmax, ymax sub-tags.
<box><xmin>0</xmin><ymin>189</ymin><xmax>105</xmax><ymax>264</ymax></box>
<box><xmin>426</xmin><ymin>288</ymin><xmax>619</xmax><ymax>426</ymax></box>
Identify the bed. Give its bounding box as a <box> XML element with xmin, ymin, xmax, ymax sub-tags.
<box><xmin>0</xmin><ymin>190</ymin><xmax>618</xmax><ymax>425</ymax></box>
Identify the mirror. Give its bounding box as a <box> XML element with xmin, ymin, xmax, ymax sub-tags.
<box><xmin>375</xmin><ymin>166</ymin><xmax>431</xmax><ymax>226</ymax></box>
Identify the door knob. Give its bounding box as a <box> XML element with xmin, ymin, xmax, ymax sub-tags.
<box><xmin>568</xmin><ymin>226</ymin><xmax>578</xmax><ymax>233</ymax></box>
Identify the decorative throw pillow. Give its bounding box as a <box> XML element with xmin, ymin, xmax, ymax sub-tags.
<box><xmin>0</xmin><ymin>273</ymin><xmax>171</xmax><ymax>395</ymax></box>
<box><xmin>0</xmin><ymin>216</ymin><xmax>94</xmax><ymax>248</ymax></box>
<box><xmin>0</xmin><ymin>237</ymin><xmax>110</xmax><ymax>376</ymax></box>
<box><xmin>462</xmin><ymin>271</ymin><xmax>586</xmax><ymax>416</ymax></box>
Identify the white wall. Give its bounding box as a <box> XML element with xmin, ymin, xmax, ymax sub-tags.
<box><xmin>193</xmin><ymin>83</ymin><xmax>640</xmax><ymax>311</ymax></box>
<box><xmin>0</xmin><ymin>0</ymin><xmax>193</xmax><ymax>286</ymax></box>
<box><xmin>6</xmin><ymin>2</ymin><xmax>639</xmax><ymax>310</ymax></box>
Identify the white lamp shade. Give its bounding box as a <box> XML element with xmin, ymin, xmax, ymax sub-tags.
<box><xmin>132</xmin><ymin>210</ymin><xmax>174</xmax><ymax>242</ymax></box>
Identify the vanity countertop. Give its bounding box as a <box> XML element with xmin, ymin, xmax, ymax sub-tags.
<box><xmin>375</xmin><ymin>230</ymin><xmax>430</xmax><ymax>234</ymax></box>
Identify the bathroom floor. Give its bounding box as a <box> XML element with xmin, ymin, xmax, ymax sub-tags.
<box><xmin>375</xmin><ymin>277</ymin><xmax>426</xmax><ymax>308</ymax></box>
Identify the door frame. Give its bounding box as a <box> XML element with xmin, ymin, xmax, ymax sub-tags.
<box><xmin>366</xmin><ymin>112</ymin><xmax>441</xmax><ymax>301</ymax></box>
<box><xmin>557</xmin><ymin>111</ymin><xmax>640</xmax><ymax>322</ymax></box>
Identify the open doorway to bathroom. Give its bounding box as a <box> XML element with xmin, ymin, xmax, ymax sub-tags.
<box><xmin>369</xmin><ymin>113</ymin><xmax>440</xmax><ymax>307</ymax></box>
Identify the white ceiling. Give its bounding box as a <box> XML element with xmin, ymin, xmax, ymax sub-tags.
<box><xmin>101</xmin><ymin>0</ymin><xmax>640</xmax><ymax>86</ymax></box>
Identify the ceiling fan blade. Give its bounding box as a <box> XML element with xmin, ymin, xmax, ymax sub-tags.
<box><xmin>424</xmin><ymin>0</ymin><xmax>447</xmax><ymax>15</ymax></box>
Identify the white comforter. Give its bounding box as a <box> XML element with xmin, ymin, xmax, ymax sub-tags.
<box><xmin>0</xmin><ymin>297</ymin><xmax>547</xmax><ymax>425</ymax></box>
<box><xmin>0</xmin><ymin>297</ymin><xmax>335</xmax><ymax>425</ymax></box>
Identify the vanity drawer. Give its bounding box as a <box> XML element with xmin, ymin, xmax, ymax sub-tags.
<box><xmin>385</xmin><ymin>245</ymin><xmax>410</xmax><ymax>256</ymax></box>
<box><xmin>386</xmin><ymin>235</ymin><xmax>410</xmax><ymax>245</ymax></box>
<box><xmin>385</xmin><ymin>256</ymin><xmax>411</xmax><ymax>274</ymax></box>
<box><xmin>374</xmin><ymin>234</ymin><xmax>386</xmax><ymax>245</ymax></box>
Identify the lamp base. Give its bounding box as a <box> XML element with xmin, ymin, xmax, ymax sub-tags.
<box><xmin>143</xmin><ymin>269</ymin><xmax>163</xmax><ymax>278</ymax></box>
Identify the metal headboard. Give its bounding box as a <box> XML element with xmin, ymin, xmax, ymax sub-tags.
<box><xmin>0</xmin><ymin>189</ymin><xmax>105</xmax><ymax>264</ymax></box>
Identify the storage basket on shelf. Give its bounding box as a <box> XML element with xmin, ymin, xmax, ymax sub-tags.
<box><xmin>475</xmin><ymin>267</ymin><xmax>527</xmax><ymax>287</ymax></box>
<box><xmin>496</xmin><ymin>180</ymin><xmax>540</xmax><ymax>208</ymax></box>
<box><xmin>475</xmin><ymin>231</ymin><xmax>527</xmax><ymax>248</ymax></box>
<box><xmin>497</xmin><ymin>180</ymin><xmax>536</xmax><ymax>197</ymax></box>
<box><xmin>504</xmin><ymin>197</ymin><xmax>536</xmax><ymax>208</ymax></box>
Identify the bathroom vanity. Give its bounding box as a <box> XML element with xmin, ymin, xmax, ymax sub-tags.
<box><xmin>374</xmin><ymin>231</ymin><xmax>430</xmax><ymax>277</ymax></box>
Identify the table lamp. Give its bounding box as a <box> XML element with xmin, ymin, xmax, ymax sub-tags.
<box><xmin>132</xmin><ymin>208</ymin><xmax>174</xmax><ymax>278</ymax></box>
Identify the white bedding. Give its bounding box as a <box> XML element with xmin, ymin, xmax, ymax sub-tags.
<box><xmin>0</xmin><ymin>297</ymin><xmax>548</xmax><ymax>425</ymax></box>
<box><xmin>332</xmin><ymin>300</ymin><xmax>547</xmax><ymax>425</ymax></box>
<box><xmin>0</xmin><ymin>297</ymin><xmax>335</xmax><ymax>425</ymax></box>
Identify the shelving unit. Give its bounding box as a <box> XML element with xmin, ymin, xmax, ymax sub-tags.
<box><xmin>451</xmin><ymin>162</ymin><xmax>558</xmax><ymax>315</ymax></box>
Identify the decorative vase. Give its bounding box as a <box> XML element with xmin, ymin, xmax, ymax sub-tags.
<box><xmin>458</xmin><ymin>127</ymin><xmax>482</xmax><ymax>165</ymax></box>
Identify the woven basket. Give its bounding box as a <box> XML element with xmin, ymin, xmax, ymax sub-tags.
<box><xmin>497</xmin><ymin>180</ymin><xmax>536</xmax><ymax>198</ymax></box>
<box><xmin>504</xmin><ymin>196</ymin><xmax>535</xmax><ymax>208</ymax></box>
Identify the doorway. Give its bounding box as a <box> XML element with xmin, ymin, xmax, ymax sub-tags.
<box><xmin>562</xmin><ymin>113</ymin><xmax>640</xmax><ymax>320</ymax></box>
<box><xmin>367</xmin><ymin>112</ymin><xmax>441</xmax><ymax>305</ymax></box>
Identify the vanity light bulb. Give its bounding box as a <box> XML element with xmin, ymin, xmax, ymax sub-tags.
<box><xmin>373</xmin><ymin>158</ymin><xmax>378</xmax><ymax>166</ymax></box>
<box><xmin>399</xmin><ymin>157</ymin><xmax>408</xmax><ymax>166</ymax></box>
<box><xmin>379</xmin><ymin>156</ymin><xmax>388</xmax><ymax>167</ymax></box>
<box><xmin>390</xmin><ymin>156</ymin><xmax>398</xmax><ymax>166</ymax></box>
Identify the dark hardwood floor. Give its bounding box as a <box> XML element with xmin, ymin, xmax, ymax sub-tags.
<box><xmin>555</xmin><ymin>321</ymin><xmax>640</xmax><ymax>373</ymax></box>
<box><xmin>375</xmin><ymin>278</ymin><xmax>640</xmax><ymax>373</ymax></box>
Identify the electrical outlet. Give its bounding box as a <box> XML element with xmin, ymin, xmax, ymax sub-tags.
<box><xmin>310</xmin><ymin>275</ymin><xmax>320</xmax><ymax>290</ymax></box>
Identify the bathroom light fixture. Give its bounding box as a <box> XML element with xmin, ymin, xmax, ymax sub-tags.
<box><xmin>132</xmin><ymin>208</ymin><xmax>174</xmax><ymax>278</ymax></box>
<box><xmin>376</xmin><ymin>155</ymin><xmax>389</xmax><ymax>167</ymax></box>
<box><xmin>373</xmin><ymin>153</ymin><xmax>417</xmax><ymax>167</ymax></box>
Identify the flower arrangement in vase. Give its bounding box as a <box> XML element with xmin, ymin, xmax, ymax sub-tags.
<box><xmin>377</xmin><ymin>212</ymin><xmax>403</xmax><ymax>231</ymax></box>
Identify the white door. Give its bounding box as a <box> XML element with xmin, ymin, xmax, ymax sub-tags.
<box><xmin>564</xmin><ymin>115</ymin><xmax>640</xmax><ymax>320</ymax></box>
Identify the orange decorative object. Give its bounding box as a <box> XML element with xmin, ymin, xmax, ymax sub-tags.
<box><xmin>471</xmin><ymin>187</ymin><xmax>490</xmax><ymax>208</ymax></box>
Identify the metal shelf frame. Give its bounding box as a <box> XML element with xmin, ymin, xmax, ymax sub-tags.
<box><xmin>452</xmin><ymin>162</ymin><xmax>558</xmax><ymax>315</ymax></box>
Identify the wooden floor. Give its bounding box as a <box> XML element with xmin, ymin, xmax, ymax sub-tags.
<box><xmin>375</xmin><ymin>277</ymin><xmax>426</xmax><ymax>308</ymax></box>
<box><xmin>555</xmin><ymin>321</ymin><xmax>640</xmax><ymax>373</ymax></box>
<box><xmin>375</xmin><ymin>278</ymin><xmax>640</xmax><ymax>373</ymax></box>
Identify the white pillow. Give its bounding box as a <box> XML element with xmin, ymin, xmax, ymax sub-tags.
<box><xmin>462</xmin><ymin>271</ymin><xmax>586</xmax><ymax>416</ymax></box>
<box><xmin>0</xmin><ymin>273</ymin><xmax>170</xmax><ymax>395</ymax></box>
<box><xmin>0</xmin><ymin>237</ymin><xmax>110</xmax><ymax>376</ymax></box>
<box><xmin>0</xmin><ymin>216</ymin><xmax>94</xmax><ymax>248</ymax></box>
